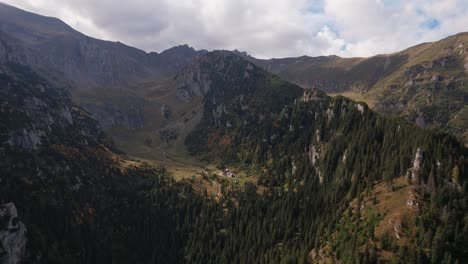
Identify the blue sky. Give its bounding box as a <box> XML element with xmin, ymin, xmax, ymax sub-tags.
<box><xmin>3</xmin><ymin>0</ymin><xmax>468</xmax><ymax>58</ymax></box>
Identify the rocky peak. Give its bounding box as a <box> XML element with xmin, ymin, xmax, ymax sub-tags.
<box><xmin>174</xmin><ymin>51</ymin><xmax>257</xmax><ymax>102</ymax></box>
<box><xmin>160</xmin><ymin>44</ymin><xmax>202</xmax><ymax>57</ymax></box>
<box><xmin>231</xmin><ymin>49</ymin><xmax>250</xmax><ymax>58</ymax></box>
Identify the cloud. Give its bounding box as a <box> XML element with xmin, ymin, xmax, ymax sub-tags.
<box><xmin>323</xmin><ymin>0</ymin><xmax>468</xmax><ymax>56</ymax></box>
<box><xmin>2</xmin><ymin>0</ymin><xmax>467</xmax><ymax>58</ymax></box>
<box><xmin>314</xmin><ymin>26</ymin><xmax>346</xmax><ymax>55</ymax></box>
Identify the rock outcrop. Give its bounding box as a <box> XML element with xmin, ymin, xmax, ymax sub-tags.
<box><xmin>0</xmin><ymin>63</ymin><xmax>110</xmax><ymax>151</ymax></box>
<box><xmin>0</xmin><ymin>3</ymin><xmax>208</xmax><ymax>133</ymax></box>
<box><xmin>409</xmin><ymin>148</ymin><xmax>423</xmax><ymax>183</ymax></box>
<box><xmin>308</xmin><ymin>145</ymin><xmax>319</xmax><ymax>166</ymax></box>
<box><xmin>0</xmin><ymin>203</ymin><xmax>27</xmax><ymax>264</ymax></box>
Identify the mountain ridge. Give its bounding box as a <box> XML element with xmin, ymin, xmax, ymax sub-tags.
<box><xmin>240</xmin><ymin>32</ymin><xmax>468</xmax><ymax>144</ymax></box>
<box><xmin>0</xmin><ymin>4</ymin><xmax>467</xmax><ymax>263</ymax></box>
<box><xmin>180</xmin><ymin>49</ymin><xmax>467</xmax><ymax>263</ymax></box>
<box><xmin>0</xmin><ymin>2</ymin><xmax>206</xmax><ymax>87</ymax></box>
<box><xmin>1</xmin><ymin>3</ymin><xmax>466</xmax><ymax>144</ymax></box>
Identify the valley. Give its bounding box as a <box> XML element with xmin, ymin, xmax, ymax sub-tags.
<box><xmin>0</xmin><ymin>2</ymin><xmax>467</xmax><ymax>264</ymax></box>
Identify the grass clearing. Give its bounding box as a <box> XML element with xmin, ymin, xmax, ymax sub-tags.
<box><xmin>328</xmin><ymin>91</ymin><xmax>376</xmax><ymax>108</ymax></box>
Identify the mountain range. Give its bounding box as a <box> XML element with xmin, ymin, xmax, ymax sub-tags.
<box><xmin>239</xmin><ymin>33</ymin><xmax>468</xmax><ymax>143</ymax></box>
<box><xmin>0</xmin><ymin>2</ymin><xmax>467</xmax><ymax>264</ymax></box>
<box><xmin>0</xmin><ymin>3</ymin><xmax>466</xmax><ymax>145</ymax></box>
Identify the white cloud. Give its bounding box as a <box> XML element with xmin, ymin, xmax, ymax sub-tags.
<box><xmin>314</xmin><ymin>26</ymin><xmax>346</xmax><ymax>55</ymax></box>
<box><xmin>2</xmin><ymin>0</ymin><xmax>467</xmax><ymax>58</ymax></box>
<box><xmin>323</xmin><ymin>0</ymin><xmax>468</xmax><ymax>57</ymax></box>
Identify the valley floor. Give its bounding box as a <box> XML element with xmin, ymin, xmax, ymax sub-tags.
<box><xmin>111</xmin><ymin>127</ymin><xmax>258</xmax><ymax>196</ymax></box>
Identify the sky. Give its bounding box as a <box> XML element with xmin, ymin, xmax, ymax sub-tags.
<box><xmin>3</xmin><ymin>0</ymin><xmax>468</xmax><ymax>58</ymax></box>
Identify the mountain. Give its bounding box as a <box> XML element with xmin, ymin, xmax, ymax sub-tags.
<box><xmin>0</xmin><ymin>2</ymin><xmax>207</xmax><ymax>133</ymax></box>
<box><xmin>2</xmin><ymin>48</ymin><xmax>466</xmax><ymax>264</ymax></box>
<box><xmin>182</xmin><ymin>51</ymin><xmax>304</xmax><ymax>154</ymax></box>
<box><xmin>0</xmin><ymin>2</ymin><xmax>206</xmax><ymax>87</ymax></box>
<box><xmin>242</xmin><ymin>33</ymin><xmax>468</xmax><ymax>144</ymax></box>
<box><xmin>0</xmin><ymin>3</ymin><xmax>467</xmax><ymax>264</ymax></box>
<box><xmin>181</xmin><ymin>51</ymin><xmax>467</xmax><ymax>263</ymax></box>
<box><xmin>0</xmin><ymin>62</ymin><xmax>213</xmax><ymax>263</ymax></box>
<box><xmin>1</xmin><ymin>1</ymin><xmax>465</xmax><ymax>147</ymax></box>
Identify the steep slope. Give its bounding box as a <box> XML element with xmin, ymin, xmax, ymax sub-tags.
<box><xmin>243</xmin><ymin>53</ymin><xmax>404</xmax><ymax>93</ymax></box>
<box><xmin>0</xmin><ymin>2</ymin><xmax>206</xmax><ymax>87</ymax></box>
<box><xmin>2</xmin><ymin>2</ymin><xmax>465</xmax><ymax>147</ymax></box>
<box><xmin>0</xmin><ymin>43</ymin><xmax>466</xmax><ymax>264</ymax></box>
<box><xmin>0</xmin><ymin>62</ymin><xmax>110</xmax><ymax>150</ymax></box>
<box><xmin>182</xmin><ymin>52</ymin><xmax>467</xmax><ymax>263</ymax></box>
<box><xmin>243</xmin><ymin>33</ymin><xmax>468</xmax><ymax>144</ymax></box>
<box><xmin>0</xmin><ymin>3</ymin><xmax>207</xmax><ymax>134</ymax></box>
<box><xmin>313</xmin><ymin>171</ymin><xmax>468</xmax><ymax>263</ymax></box>
<box><xmin>0</xmin><ymin>4</ymin><xmax>466</xmax><ymax>263</ymax></box>
<box><xmin>86</xmin><ymin>50</ymin><xmax>301</xmax><ymax>172</ymax></box>
<box><xmin>370</xmin><ymin>33</ymin><xmax>468</xmax><ymax>143</ymax></box>
<box><xmin>183</xmin><ymin>51</ymin><xmax>304</xmax><ymax>156</ymax></box>
<box><xmin>0</xmin><ymin>62</ymin><xmax>211</xmax><ymax>264</ymax></box>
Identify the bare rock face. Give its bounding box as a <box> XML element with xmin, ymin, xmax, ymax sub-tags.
<box><xmin>356</xmin><ymin>104</ymin><xmax>365</xmax><ymax>114</ymax></box>
<box><xmin>83</xmin><ymin>102</ymin><xmax>145</xmax><ymax>130</ymax></box>
<box><xmin>409</xmin><ymin>148</ymin><xmax>423</xmax><ymax>183</ymax></box>
<box><xmin>175</xmin><ymin>61</ymin><xmax>212</xmax><ymax>102</ymax></box>
<box><xmin>1</xmin><ymin>63</ymin><xmax>109</xmax><ymax>152</ymax></box>
<box><xmin>0</xmin><ymin>203</ymin><xmax>27</xmax><ymax>264</ymax></box>
<box><xmin>0</xmin><ymin>4</ymin><xmax>205</xmax><ymax>88</ymax></box>
<box><xmin>393</xmin><ymin>221</ymin><xmax>402</xmax><ymax>240</ymax></box>
<box><xmin>0</xmin><ymin>64</ymin><xmax>78</xmax><ymax>150</ymax></box>
<box><xmin>291</xmin><ymin>161</ymin><xmax>297</xmax><ymax>176</ymax></box>
<box><xmin>7</xmin><ymin>129</ymin><xmax>45</xmax><ymax>150</ymax></box>
<box><xmin>175</xmin><ymin>51</ymin><xmax>254</xmax><ymax>103</ymax></box>
<box><xmin>302</xmin><ymin>88</ymin><xmax>324</xmax><ymax>102</ymax></box>
<box><xmin>0</xmin><ymin>41</ymin><xmax>6</xmax><ymax>60</ymax></box>
<box><xmin>406</xmin><ymin>191</ymin><xmax>419</xmax><ymax>209</ymax></box>
<box><xmin>308</xmin><ymin>145</ymin><xmax>319</xmax><ymax>166</ymax></box>
<box><xmin>160</xmin><ymin>104</ymin><xmax>171</xmax><ymax>120</ymax></box>
<box><xmin>464</xmin><ymin>56</ymin><xmax>468</xmax><ymax>72</ymax></box>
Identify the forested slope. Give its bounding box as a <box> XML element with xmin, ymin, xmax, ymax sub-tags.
<box><xmin>184</xmin><ymin>52</ymin><xmax>467</xmax><ymax>263</ymax></box>
<box><xmin>0</xmin><ymin>52</ymin><xmax>466</xmax><ymax>264</ymax></box>
<box><xmin>0</xmin><ymin>63</ymin><xmax>210</xmax><ymax>263</ymax></box>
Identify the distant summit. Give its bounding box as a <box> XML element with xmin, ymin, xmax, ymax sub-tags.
<box><xmin>0</xmin><ymin>3</ymin><xmax>205</xmax><ymax>86</ymax></box>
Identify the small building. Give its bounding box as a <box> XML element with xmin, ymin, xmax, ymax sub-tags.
<box><xmin>222</xmin><ymin>168</ymin><xmax>237</xmax><ymax>178</ymax></box>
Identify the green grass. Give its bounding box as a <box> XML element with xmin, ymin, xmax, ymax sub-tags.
<box><xmin>328</xmin><ymin>91</ymin><xmax>375</xmax><ymax>108</ymax></box>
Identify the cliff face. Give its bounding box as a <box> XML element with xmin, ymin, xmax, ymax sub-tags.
<box><xmin>1</xmin><ymin>3</ymin><xmax>465</xmax><ymax>145</ymax></box>
<box><xmin>0</xmin><ymin>3</ymin><xmax>209</xmax><ymax>133</ymax></box>
<box><xmin>0</xmin><ymin>62</ymin><xmax>115</xmax><ymax>263</ymax></box>
<box><xmin>0</xmin><ymin>203</ymin><xmax>27</xmax><ymax>264</ymax></box>
<box><xmin>0</xmin><ymin>61</ymin><xmax>199</xmax><ymax>264</ymax></box>
<box><xmin>0</xmin><ymin>63</ymin><xmax>109</xmax><ymax>151</ymax></box>
<box><xmin>82</xmin><ymin>100</ymin><xmax>146</xmax><ymax>130</ymax></box>
<box><xmin>184</xmin><ymin>51</ymin><xmax>305</xmax><ymax>156</ymax></box>
<box><xmin>0</xmin><ymin>3</ymin><xmax>206</xmax><ymax>87</ymax></box>
<box><xmin>370</xmin><ymin>36</ymin><xmax>468</xmax><ymax>144</ymax></box>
